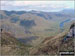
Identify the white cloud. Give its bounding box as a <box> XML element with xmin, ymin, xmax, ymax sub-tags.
<box><xmin>1</xmin><ymin>1</ymin><xmax>74</xmax><ymax>12</ymax></box>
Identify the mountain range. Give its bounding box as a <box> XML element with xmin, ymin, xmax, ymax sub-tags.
<box><xmin>0</xmin><ymin>9</ymin><xmax>75</xmax><ymax>46</ymax></box>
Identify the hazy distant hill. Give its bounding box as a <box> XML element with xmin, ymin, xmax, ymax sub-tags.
<box><xmin>61</xmin><ymin>9</ymin><xmax>75</xmax><ymax>14</ymax></box>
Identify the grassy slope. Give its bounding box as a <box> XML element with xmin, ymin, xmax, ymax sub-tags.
<box><xmin>29</xmin><ymin>30</ymin><xmax>74</xmax><ymax>55</ymax></box>
<box><xmin>1</xmin><ymin>31</ymin><xmax>31</xmax><ymax>55</ymax></box>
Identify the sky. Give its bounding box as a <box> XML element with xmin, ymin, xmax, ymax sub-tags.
<box><xmin>1</xmin><ymin>1</ymin><xmax>74</xmax><ymax>12</ymax></box>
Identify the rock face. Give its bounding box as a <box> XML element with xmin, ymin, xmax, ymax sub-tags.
<box><xmin>60</xmin><ymin>23</ymin><xmax>75</xmax><ymax>52</ymax></box>
<box><xmin>68</xmin><ymin>23</ymin><xmax>75</xmax><ymax>37</ymax></box>
<box><xmin>62</xmin><ymin>23</ymin><xmax>75</xmax><ymax>42</ymax></box>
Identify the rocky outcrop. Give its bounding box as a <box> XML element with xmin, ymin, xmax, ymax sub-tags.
<box><xmin>60</xmin><ymin>23</ymin><xmax>75</xmax><ymax>52</ymax></box>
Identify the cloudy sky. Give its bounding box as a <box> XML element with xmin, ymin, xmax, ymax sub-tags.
<box><xmin>1</xmin><ymin>1</ymin><xmax>74</xmax><ymax>12</ymax></box>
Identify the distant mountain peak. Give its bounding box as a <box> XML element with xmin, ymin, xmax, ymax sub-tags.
<box><xmin>61</xmin><ymin>9</ymin><xmax>74</xmax><ymax>13</ymax></box>
<box><xmin>29</xmin><ymin>10</ymin><xmax>41</xmax><ymax>13</ymax></box>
